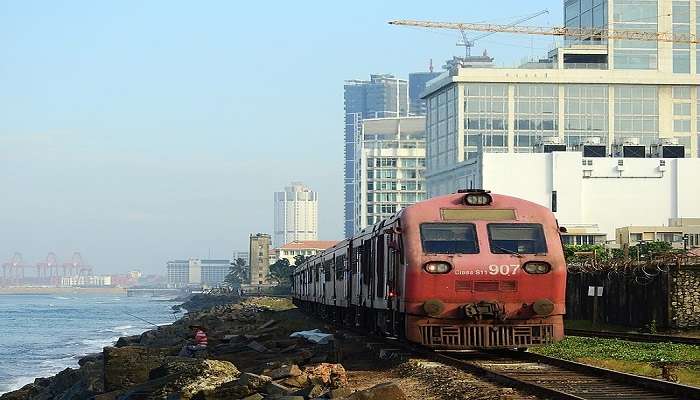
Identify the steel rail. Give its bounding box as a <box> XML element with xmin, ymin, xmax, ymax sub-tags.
<box><xmin>565</xmin><ymin>328</ymin><xmax>700</xmax><ymax>346</ymax></box>
<box><xmin>430</xmin><ymin>349</ymin><xmax>700</xmax><ymax>399</ymax></box>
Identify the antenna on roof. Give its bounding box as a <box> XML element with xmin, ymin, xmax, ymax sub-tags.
<box><xmin>429</xmin><ymin>58</ymin><xmax>434</xmax><ymax>73</ymax></box>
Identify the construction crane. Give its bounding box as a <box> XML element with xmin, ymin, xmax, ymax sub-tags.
<box><xmin>389</xmin><ymin>20</ymin><xmax>699</xmax><ymax>45</ymax></box>
<box><xmin>457</xmin><ymin>10</ymin><xmax>549</xmax><ymax>57</ymax></box>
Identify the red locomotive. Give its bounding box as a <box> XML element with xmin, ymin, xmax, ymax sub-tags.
<box><xmin>292</xmin><ymin>190</ymin><xmax>566</xmax><ymax>349</ymax></box>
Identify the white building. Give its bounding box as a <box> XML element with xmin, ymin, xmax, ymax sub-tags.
<box><xmin>274</xmin><ymin>240</ymin><xmax>339</xmax><ymax>265</ymax></box>
<box><xmin>350</xmin><ymin>116</ymin><xmax>427</xmax><ymax>234</ymax></box>
<box><xmin>422</xmin><ymin>0</ymin><xmax>700</xmax><ymax>241</ymax></box>
<box><xmin>60</xmin><ymin>275</ymin><xmax>112</xmax><ymax>287</ymax></box>
<box><xmin>461</xmin><ymin>152</ymin><xmax>700</xmax><ymax>240</ymax></box>
<box><xmin>166</xmin><ymin>258</ymin><xmax>231</xmax><ymax>288</ymax></box>
<box><xmin>273</xmin><ymin>182</ymin><xmax>318</xmax><ymax>247</ymax></box>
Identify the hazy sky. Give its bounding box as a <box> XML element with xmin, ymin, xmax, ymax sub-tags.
<box><xmin>0</xmin><ymin>0</ymin><xmax>561</xmax><ymax>273</ymax></box>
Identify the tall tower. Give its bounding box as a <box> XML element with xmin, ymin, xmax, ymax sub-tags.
<box><xmin>249</xmin><ymin>233</ymin><xmax>271</xmax><ymax>285</ymax></box>
<box><xmin>273</xmin><ymin>182</ymin><xmax>319</xmax><ymax>247</ymax></box>
<box><xmin>344</xmin><ymin>74</ymin><xmax>409</xmax><ymax>238</ymax></box>
<box><xmin>409</xmin><ymin>71</ymin><xmax>441</xmax><ymax>116</ymax></box>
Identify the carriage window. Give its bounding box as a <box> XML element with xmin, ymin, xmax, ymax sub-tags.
<box><xmin>420</xmin><ymin>223</ymin><xmax>479</xmax><ymax>254</ymax></box>
<box><xmin>488</xmin><ymin>223</ymin><xmax>547</xmax><ymax>254</ymax></box>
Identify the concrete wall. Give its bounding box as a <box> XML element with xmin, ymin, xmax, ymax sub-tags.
<box><xmin>460</xmin><ymin>152</ymin><xmax>700</xmax><ymax>239</ymax></box>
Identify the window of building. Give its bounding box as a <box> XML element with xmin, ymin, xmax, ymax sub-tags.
<box><xmin>613</xmin><ymin>0</ymin><xmax>658</xmax><ymax>70</ymax></box>
<box><xmin>514</xmin><ymin>84</ymin><xmax>558</xmax><ymax>152</ymax></box>
<box><xmin>565</xmin><ymin>85</ymin><xmax>608</xmax><ymax>147</ymax></box>
<box><xmin>614</xmin><ymin>85</ymin><xmax>658</xmax><ymax>146</ymax></box>
<box><xmin>673</xmin><ymin>1</ymin><xmax>691</xmax><ymax>73</ymax></box>
<box><xmin>464</xmin><ymin>84</ymin><xmax>508</xmax><ymax>160</ymax></box>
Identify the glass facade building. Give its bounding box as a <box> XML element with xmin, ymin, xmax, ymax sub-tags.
<box><xmin>344</xmin><ymin>75</ymin><xmax>408</xmax><ymax>238</ymax></box>
<box><xmin>424</xmin><ymin>0</ymin><xmax>699</xmax><ymax>198</ymax></box>
<box><xmin>409</xmin><ymin>71</ymin><xmax>442</xmax><ymax>116</ymax></box>
<box><xmin>166</xmin><ymin>259</ymin><xmax>231</xmax><ymax>288</ymax></box>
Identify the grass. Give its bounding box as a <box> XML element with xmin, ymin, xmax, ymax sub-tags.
<box><xmin>245</xmin><ymin>296</ymin><xmax>296</xmax><ymax>311</ymax></box>
<box><xmin>531</xmin><ymin>336</ymin><xmax>700</xmax><ymax>387</ymax></box>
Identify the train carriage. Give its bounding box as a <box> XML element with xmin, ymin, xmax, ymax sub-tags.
<box><xmin>292</xmin><ymin>189</ymin><xmax>566</xmax><ymax>350</ymax></box>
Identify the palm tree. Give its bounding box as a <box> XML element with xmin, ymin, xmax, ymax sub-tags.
<box><xmin>224</xmin><ymin>257</ymin><xmax>248</xmax><ymax>288</ymax></box>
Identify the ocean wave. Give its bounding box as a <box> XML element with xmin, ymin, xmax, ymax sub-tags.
<box><xmin>1</xmin><ymin>375</ymin><xmax>37</xmax><ymax>395</ymax></box>
<box><xmin>81</xmin><ymin>336</ymin><xmax>119</xmax><ymax>351</ymax></box>
<box><xmin>52</xmin><ymin>296</ymin><xmax>70</xmax><ymax>300</ymax></box>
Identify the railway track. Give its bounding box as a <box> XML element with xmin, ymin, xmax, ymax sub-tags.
<box><xmin>428</xmin><ymin>349</ymin><xmax>700</xmax><ymax>400</ymax></box>
<box><xmin>565</xmin><ymin>328</ymin><xmax>700</xmax><ymax>346</ymax></box>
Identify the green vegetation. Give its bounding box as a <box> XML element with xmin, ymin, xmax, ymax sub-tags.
<box><xmin>224</xmin><ymin>257</ymin><xmax>248</xmax><ymax>288</ymax></box>
<box><xmin>268</xmin><ymin>255</ymin><xmax>307</xmax><ymax>287</ymax></box>
<box><xmin>531</xmin><ymin>337</ymin><xmax>700</xmax><ymax>387</ymax></box>
<box><xmin>564</xmin><ymin>241</ymin><xmax>676</xmax><ymax>264</ymax></box>
<box><xmin>533</xmin><ymin>336</ymin><xmax>700</xmax><ymax>363</ymax></box>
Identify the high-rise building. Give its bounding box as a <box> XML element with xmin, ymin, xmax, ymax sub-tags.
<box><xmin>344</xmin><ymin>74</ymin><xmax>409</xmax><ymax>237</ymax></box>
<box><xmin>422</xmin><ymin>0</ymin><xmax>700</xmax><ymax>241</ymax></box>
<box><xmin>350</xmin><ymin>116</ymin><xmax>427</xmax><ymax>233</ymax></box>
<box><xmin>409</xmin><ymin>71</ymin><xmax>442</xmax><ymax>116</ymax></box>
<box><xmin>273</xmin><ymin>182</ymin><xmax>318</xmax><ymax>247</ymax></box>
<box><xmin>249</xmin><ymin>233</ymin><xmax>271</xmax><ymax>285</ymax></box>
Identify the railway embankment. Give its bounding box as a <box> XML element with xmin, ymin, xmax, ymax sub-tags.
<box><xmin>0</xmin><ymin>295</ymin><xmax>531</xmax><ymax>400</ymax></box>
<box><xmin>531</xmin><ymin>336</ymin><xmax>700</xmax><ymax>387</ymax></box>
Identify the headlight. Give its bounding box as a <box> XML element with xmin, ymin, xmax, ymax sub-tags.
<box><xmin>423</xmin><ymin>299</ymin><xmax>445</xmax><ymax>316</ymax></box>
<box><xmin>533</xmin><ymin>299</ymin><xmax>555</xmax><ymax>316</ymax></box>
<box><xmin>464</xmin><ymin>193</ymin><xmax>492</xmax><ymax>206</ymax></box>
<box><xmin>423</xmin><ymin>261</ymin><xmax>452</xmax><ymax>274</ymax></box>
<box><xmin>523</xmin><ymin>261</ymin><xmax>551</xmax><ymax>274</ymax></box>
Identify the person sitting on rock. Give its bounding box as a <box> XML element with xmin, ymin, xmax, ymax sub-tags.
<box><xmin>178</xmin><ymin>325</ymin><xmax>208</xmax><ymax>358</ymax></box>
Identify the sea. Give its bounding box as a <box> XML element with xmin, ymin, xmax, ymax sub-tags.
<box><xmin>0</xmin><ymin>293</ymin><xmax>184</xmax><ymax>395</ymax></box>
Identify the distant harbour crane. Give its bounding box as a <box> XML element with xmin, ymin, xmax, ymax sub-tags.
<box><xmin>2</xmin><ymin>252</ymin><xmax>28</xmax><ymax>285</ymax></box>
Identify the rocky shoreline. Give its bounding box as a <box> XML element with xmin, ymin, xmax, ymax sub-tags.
<box><xmin>1</xmin><ymin>294</ymin><xmax>526</xmax><ymax>400</ymax></box>
<box><xmin>0</xmin><ymin>296</ymin><xmax>410</xmax><ymax>400</ymax></box>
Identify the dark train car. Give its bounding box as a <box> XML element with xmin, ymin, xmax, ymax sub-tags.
<box><xmin>292</xmin><ymin>190</ymin><xmax>566</xmax><ymax>349</ymax></box>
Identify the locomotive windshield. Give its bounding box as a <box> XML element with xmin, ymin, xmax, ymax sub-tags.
<box><xmin>488</xmin><ymin>223</ymin><xmax>547</xmax><ymax>254</ymax></box>
<box><xmin>420</xmin><ymin>223</ymin><xmax>479</xmax><ymax>254</ymax></box>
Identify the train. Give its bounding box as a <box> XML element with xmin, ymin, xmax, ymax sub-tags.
<box><xmin>291</xmin><ymin>189</ymin><xmax>566</xmax><ymax>349</ymax></box>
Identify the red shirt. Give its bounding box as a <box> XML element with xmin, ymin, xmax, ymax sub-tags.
<box><xmin>195</xmin><ymin>329</ymin><xmax>208</xmax><ymax>346</ymax></box>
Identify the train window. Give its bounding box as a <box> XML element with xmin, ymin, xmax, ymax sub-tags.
<box><xmin>335</xmin><ymin>255</ymin><xmax>345</xmax><ymax>280</ymax></box>
<box><xmin>487</xmin><ymin>223</ymin><xmax>547</xmax><ymax>254</ymax></box>
<box><xmin>324</xmin><ymin>260</ymin><xmax>332</xmax><ymax>282</ymax></box>
<box><xmin>376</xmin><ymin>235</ymin><xmax>385</xmax><ymax>297</ymax></box>
<box><xmin>420</xmin><ymin>223</ymin><xmax>479</xmax><ymax>254</ymax></box>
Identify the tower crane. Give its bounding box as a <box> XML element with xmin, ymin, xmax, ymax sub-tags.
<box><xmin>389</xmin><ymin>20</ymin><xmax>698</xmax><ymax>45</ymax></box>
<box><xmin>457</xmin><ymin>10</ymin><xmax>549</xmax><ymax>57</ymax></box>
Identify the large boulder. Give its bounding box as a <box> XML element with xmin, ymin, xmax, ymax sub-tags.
<box><xmin>193</xmin><ymin>372</ymin><xmax>271</xmax><ymax>400</ymax></box>
<box><xmin>103</xmin><ymin>346</ymin><xmax>174</xmax><ymax>392</ymax></box>
<box><xmin>118</xmin><ymin>357</ymin><xmax>238</xmax><ymax>399</ymax></box>
<box><xmin>148</xmin><ymin>357</ymin><xmax>239</xmax><ymax>398</ymax></box>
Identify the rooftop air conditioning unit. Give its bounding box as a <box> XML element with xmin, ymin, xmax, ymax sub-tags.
<box><xmin>614</xmin><ymin>137</ymin><xmax>645</xmax><ymax>158</ymax></box>
<box><xmin>538</xmin><ymin>136</ymin><xmax>566</xmax><ymax>153</ymax></box>
<box><xmin>651</xmin><ymin>138</ymin><xmax>685</xmax><ymax>158</ymax></box>
<box><xmin>582</xmin><ymin>137</ymin><xmax>606</xmax><ymax>158</ymax></box>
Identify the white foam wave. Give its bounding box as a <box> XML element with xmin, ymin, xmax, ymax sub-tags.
<box><xmin>112</xmin><ymin>325</ymin><xmax>134</xmax><ymax>331</ymax></box>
